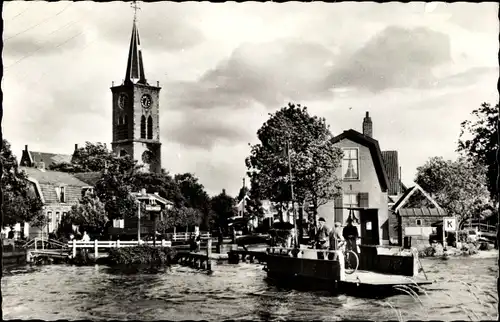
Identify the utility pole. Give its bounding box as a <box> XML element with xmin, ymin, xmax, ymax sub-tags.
<box><xmin>137</xmin><ymin>201</ymin><xmax>141</xmax><ymax>243</ymax></box>
<box><xmin>287</xmin><ymin>141</ymin><xmax>298</xmax><ymax>248</ymax></box>
<box><xmin>242</xmin><ymin>177</ymin><xmax>246</xmax><ymax>217</ymax></box>
<box><xmin>496</xmin><ymin>103</ymin><xmax>499</xmax><ymax>314</ymax></box>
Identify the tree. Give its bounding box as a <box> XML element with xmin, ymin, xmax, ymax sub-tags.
<box><xmin>130</xmin><ymin>172</ymin><xmax>185</xmax><ymax>207</ymax></box>
<box><xmin>237</xmin><ymin>185</ymin><xmax>249</xmax><ymax>202</ymax></box>
<box><xmin>50</xmin><ymin>142</ymin><xmax>118</xmax><ymax>173</ymax></box>
<box><xmin>245</xmin><ymin>103</ymin><xmax>343</xmax><ymax>231</ymax></box>
<box><xmin>174</xmin><ymin>173</ymin><xmax>212</xmax><ymax>229</ymax></box>
<box><xmin>94</xmin><ymin>155</ymin><xmax>140</xmax><ymax>221</ymax></box>
<box><xmin>157</xmin><ymin>206</ymin><xmax>203</xmax><ymax>232</ymax></box>
<box><xmin>244</xmin><ymin>176</ymin><xmax>264</xmax><ymax>221</ymax></box>
<box><xmin>210</xmin><ymin>189</ymin><xmax>237</xmax><ymax>235</ymax></box>
<box><xmin>1</xmin><ymin>139</ymin><xmax>46</xmax><ymax>231</ymax></box>
<box><xmin>64</xmin><ymin>196</ymin><xmax>108</xmax><ymax>236</ymax></box>
<box><xmin>458</xmin><ymin>102</ymin><xmax>499</xmax><ymax>201</ymax></box>
<box><xmin>415</xmin><ymin>156</ymin><xmax>491</xmax><ymax>229</ymax></box>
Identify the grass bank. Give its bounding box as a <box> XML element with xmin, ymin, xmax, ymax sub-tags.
<box><xmin>70</xmin><ymin>245</ymin><xmax>177</xmax><ymax>266</ymax></box>
<box><xmin>107</xmin><ymin>245</ymin><xmax>177</xmax><ymax>265</ymax></box>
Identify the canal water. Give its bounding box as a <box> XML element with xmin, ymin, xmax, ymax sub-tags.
<box><xmin>2</xmin><ymin>256</ymin><xmax>498</xmax><ymax>321</ymax></box>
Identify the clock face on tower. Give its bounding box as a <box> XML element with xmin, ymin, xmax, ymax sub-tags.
<box><xmin>118</xmin><ymin>93</ymin><xmax>128</xmax><ymax>109</ymax></box>
<box><xmin>141</xmin><ymin>94</ymin><xmax>152</xmax><ymax>109</ymax></box>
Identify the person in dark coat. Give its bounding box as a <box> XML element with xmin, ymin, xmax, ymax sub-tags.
<box><xmin>315</xmin><ymin>217</ymin><xmax>330</xmax><ymax>260</ymax></box>
<box><xmin>342</xmin><ymin>215</ymin><xmax>359</xmax><ymax>256</ymax></box>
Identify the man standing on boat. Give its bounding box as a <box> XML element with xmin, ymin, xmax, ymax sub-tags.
<box><xmin>342</xmin><ymin>215</ymin><xmax>359</xmax><ymax>256</ymax></box>
<box><xmin>328</xmin><ymin>222</ymin><xmax>344</xmax><ymax>260</ymax></box>
<box><xmin>315</xmin><ymin>217</ymin><xmax>330</xmax><ymax>259</ymax></box>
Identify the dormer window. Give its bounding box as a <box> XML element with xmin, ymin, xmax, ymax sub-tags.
<box><xmin>55</xmin><ymin>186</ymin><xmax>66</xmax><ymax>203</ymax></box>
<box><xmin>342</xmin><ymin>148</ymin><xmax>359</xmax><ymax>180</ymax></box>
<box><xmin>82</xmin><ymin>187</ymin><xmax>94</xmax><ymax>199</ymax></box>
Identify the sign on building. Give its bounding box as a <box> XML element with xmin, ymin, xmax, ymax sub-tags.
<box><xmin>145</xmin><ymin>205</ymin><xmax>161</xmax><ymax>212</ymax></box>
<box><xmin>443</xmin><ymin>217</ymin><xmax>457</xmax><ymax>232</ymax></box>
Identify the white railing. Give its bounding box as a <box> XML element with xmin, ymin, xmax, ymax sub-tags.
<box><xmin>66</xmin><ymin>239</ymin><xmax>173</xmax><ymax>258</ymax></box>
<box><xmin>165</xmin><ymin>232</ymin><xmax>211</xmax><ymax>242</ymax></box>
<box><xmin>24</xmin><ymin>237</ymin><xmax>68</xmax><ymax>250</ymax></box>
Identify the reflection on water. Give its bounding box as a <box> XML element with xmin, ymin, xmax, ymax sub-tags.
<box><xmin>2</xmin><ymin>257</ymin><xmax>498</xmax><ymax>321</ymax></box>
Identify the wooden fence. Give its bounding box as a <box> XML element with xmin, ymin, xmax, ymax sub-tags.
<box><xmin>164</xmin><ymin>232</ymin><xmax>211</xmax><ymax>242</ymax></box>
<box><xmin>66</xmin><ymin>239</ymin><xmax>174</xmax><ymax>258</ymax></box>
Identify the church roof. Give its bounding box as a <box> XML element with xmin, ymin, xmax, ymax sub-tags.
<box><xmin>381</xmin><ymin>150</ymin><xmax>407</xmax><ymax>195</ymax></box>
<box><xmin>124</xmin><ymin>20</ymin><xmax>147</xmax><ymax>85</ymax></box>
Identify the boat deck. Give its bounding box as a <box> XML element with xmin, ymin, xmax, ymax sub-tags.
<box><xmin>342</xmin><ymin>270</ymin><xmax>432</xmax><ymax>287</ymax></box>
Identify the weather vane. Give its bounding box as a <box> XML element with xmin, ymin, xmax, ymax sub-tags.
<box><xmin>131</xmin><ymin>0</ymin><xmax>141</xmax><ymax>22</ymax></box>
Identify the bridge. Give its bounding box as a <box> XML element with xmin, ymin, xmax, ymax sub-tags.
<box><xmin>24</xmin><ymin>238</ymin><xmax>71</xmax><ymax>263</ymax></box>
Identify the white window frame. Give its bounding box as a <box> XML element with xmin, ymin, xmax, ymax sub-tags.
<box><xmin>342</xmin><ymin>147</ymin><xmax>360</xmax><ymax>181</ymax></box>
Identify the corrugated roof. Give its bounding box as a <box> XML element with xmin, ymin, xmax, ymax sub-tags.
<box><xmin>381</xmin><ymin>150</ymin><xmax>401</xmax><ymax>195</ymax></box>
<box><xmin>73</xmin><ymin>172</ymin><xmax>102</xmax><ymax>186</ymax></box>
<box><xmin>399</xmin><ymin>208</ymin><xmax>447</xmax><ymax>217</ymax></box>
<box><xmin>20</xmin><ymin>167</ymin><xmax>88</xmax><ymax>186</ymax></box>
<box><xmin>130</xmin><ymin>191</ymin><xmax>173</xmax><ymax>205</ymax></box>
<box><xmin>29</xmin><ymin>151</ymin><xmax>72</xmax><ymax>166</ymax></box>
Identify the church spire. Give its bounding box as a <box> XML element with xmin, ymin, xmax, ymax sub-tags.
<box><xmin>124</xmin><ymin>1</ymin><xmax>147</xmax><ymax>85</ymax></box>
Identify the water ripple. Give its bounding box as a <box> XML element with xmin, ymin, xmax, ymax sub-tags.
<box><xmin>2</xmin><ymin>257</ymin><xmax>498</xmax><ymax>321</ymax></box>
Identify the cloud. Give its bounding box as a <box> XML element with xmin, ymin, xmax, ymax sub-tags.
<box><xmin>327</xmin><ymin>26</ymin><xmax>452</xmax><ymax>92</ymax></box>
<box><xmin>167</xmin><ymin>39</ymin><xmax>337</xmax><ymax>111</ymax></box>
<box><xmin>83</xmin><ymin>3</ymin><xmax>205</xmax><ymax>53</ymax></box>
<box><xmin>4</xmin><ymin>23</ymin><xmax>86</xmax><ymax>60</ymax></box>
<box><xmin>163</xmin><ymin>107</ymin><xmax>260</xmax><ymax>150</ymax></box>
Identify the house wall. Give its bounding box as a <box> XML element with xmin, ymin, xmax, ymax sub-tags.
<box><xmin>399</xmin><ymin>215</ymin><xmax>444</xmax><ymax>246</ymax></box>
<box><xmin>317</xmin><ymin>138</ymin><xmax>389</xmax><ymax>245</ymax></box>
<box><xmin>388</xmin><ymin>209</ymin><xmax>400</xmax><ymax>244</ymax></box>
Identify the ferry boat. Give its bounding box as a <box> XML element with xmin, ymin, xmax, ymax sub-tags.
<box><xmin>263</xmin><ymin>208</ymin><xmax>432</xmax><ymax>296</ymax></box>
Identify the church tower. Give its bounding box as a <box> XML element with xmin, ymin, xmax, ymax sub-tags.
<box><xmin>110</xmin><ymin>8</ymin><xmax>161</xmax><ymax>173</ymax></box>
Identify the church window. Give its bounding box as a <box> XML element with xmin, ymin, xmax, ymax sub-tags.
<box><xmin>140</xmin><ymin>115</ymin><xmax>146</xmax><ymax>139</ymax></box>
<box><xmin>147</xmin><ymin>115</ymin><xmax>153</xmax><ymax>139</ymax></box>
<box><xmin>124</xmin><ymin>115</ymin><xmax>128</xmax><ymax>125</ymax></box>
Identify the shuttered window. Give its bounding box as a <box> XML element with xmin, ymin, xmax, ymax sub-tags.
<box><xmin>359</xmin><ymin>192</ymin><xmax>369</xmax><ymax>208</ymax></box>
<box><xmin>334</xmin><ymin>196</ymin><xmax>343</xmax><ymax>223</ymax></box>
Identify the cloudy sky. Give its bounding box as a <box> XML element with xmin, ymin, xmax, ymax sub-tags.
<box><xmin>3</xmin><ymin>2</ymin><xmax>498</xmax><ymax>196</ymax></box>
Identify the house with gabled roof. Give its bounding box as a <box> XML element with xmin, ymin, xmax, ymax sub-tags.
<box><xmin>19</xmin><ymin>144</ymin><xmax>77</xmax><ymax>169</ymax></box>
<box><xmin>20</xmin><ymin>166</ymin><xmax>93</xmax><ymax>238</ymax></box>
<box><xmin>389</xmin><ymin>183</ymin><xmax>447</xmax><ymax>246</ymax></box>
<box><xmin>316</xmin><ymin>112</ymin><xmax>406</xmax><ymax>246</ymax></box>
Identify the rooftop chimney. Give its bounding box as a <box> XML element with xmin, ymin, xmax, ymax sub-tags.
<box><xmin>74</xmin><ymin>144</ymin><xmax>78</xmax><ymax>151</ymax></box>
<box><xmin>25</xmin><ymin>145</ymin><xmax>28</xmax><ymax>151</ymax></box>
<box><xmin>362</xmin><ymin>111</ymin><xmax>373</xmax><ymax>138</ymax></box>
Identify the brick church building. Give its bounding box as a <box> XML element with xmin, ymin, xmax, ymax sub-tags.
<box><xmin>10</xmin><ymin>14</ymin><xmax>168</xmax><ymax>239</ymax></box>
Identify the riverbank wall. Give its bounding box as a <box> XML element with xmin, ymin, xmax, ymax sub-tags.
<box><xmin>3</xmin><ymin>250</ymin><xmax>27</xmax><ymax>267</ymax></box>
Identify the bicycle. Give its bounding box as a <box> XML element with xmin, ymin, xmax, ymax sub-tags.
<box><xmin>342</xmin><ymin>246</ymin><xmax>359</xmax><ymax>275</ymax></box>
<box><xmin>309</xmin><ymin>240</ymin><xmax>359</xmax><ymax>275</ymax></box>
<box><xmin>337</xmin><ymin>238</ymin><xmax>359</xmax><ymax>275</ymax></box>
